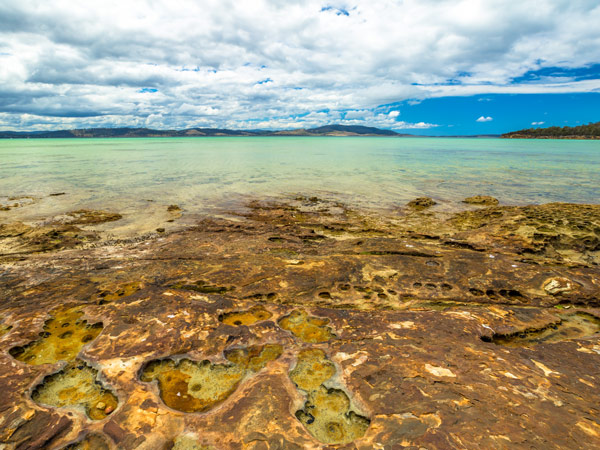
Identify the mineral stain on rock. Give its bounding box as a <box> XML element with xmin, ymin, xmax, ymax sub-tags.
<box><xmin>140</xmin><ymin>344</ymin><xmax>282</xmax><ymax>413</ymax></box>
<box><xmin>32</xmin><ymin>361</ymin><xmax>118</xmax><ymax>420</ymax></box>
<box><xmin>482</xmin><ymin>312</ymin><xmax>600</xmax><ymax>347</ymax></box>
<box><xmin>9</xmin><ymin>306</ymin><xmax>103</xmax><ymax>365</ymax></box>
<box><xmin>61</xmin><ymin>433</ymin><xmax>111</xmax><ymax>450</ymax></box>
<box><xmin>290</xmin><ymin>349</ymin><xmax>370</xmax><ymax>445</ymax></box>
<box><xmin>218</xmin><ymin>305</ymin><xmax>273</xmax><ymax>326</ymax></box>
<box><xmin>278</xmin><ymin>310</ymin><xmax>336</xmax><ymax>343</ymax></box>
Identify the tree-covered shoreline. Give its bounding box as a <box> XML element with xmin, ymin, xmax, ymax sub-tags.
<box><xmin>502</xmin><ymin>122</ymin><xmax>600</xmax><ymax>139</ymax></box>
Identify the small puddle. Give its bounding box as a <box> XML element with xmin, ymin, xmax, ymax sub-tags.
<box><xmin>278</xmin><ymin>310</ymin><xmax>336</xmax><ymax>343</ymax></box>
<box><xmin>219</xmin><ymin>306</ymin><xmax>272</xmax><ymax>326</ymax></box>
<box><xmin>289</xmin><ymin>348</ymin><xmax>370</xmax><ymax>445</ymax></box>
<box><xmin>9</xmin><ymin>306</ymin><xmax>103</xmax><ymax>365</ymax></box>
<box><xmin>140</xmin><ymin>344</ymin><xmax>282</xmax><ymax>413</ymax></box>
<box><xmin>32</xmin><ymin>360</ymin><xmax>118</xmax><ymax>420</ymax></box>
<box><xmin>482</xmin><ymin>312</ymin><xmax>600</xmax><ymax>347</ymax></box>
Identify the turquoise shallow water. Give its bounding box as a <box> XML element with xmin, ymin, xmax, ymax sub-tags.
<box><xmin>0</xmin><ymin>137</ymin><xmax>599</xmax><ymax>216</ymax></box>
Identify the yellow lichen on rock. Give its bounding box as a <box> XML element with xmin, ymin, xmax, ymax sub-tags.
<box><xmin>61</xmin><ymin>433</ymin><xmax>111</xmax><ymax>450</ymax></box>
<box><xmin>32</xmin><ymin>361</ymin><xmax>118</xmax><ymax>420</ymax></box>
<box><xmin>290</xmin><ymin>348</ymin><xmax>370</xmax><ymax>445</ymax></box>
<box><xmin>278</xmin><ymin>310</ymin><xmax>335</xmax><ymax>343</ymax></box>
<box><xmin>9</xmin><ymin>306</ymin><xmax>103</xmax><ymax>365</ymax></box>
<box><xmin>97</xmin><ymin>281</ymin><xmax>143</xmax><ymax>304</ymax></box>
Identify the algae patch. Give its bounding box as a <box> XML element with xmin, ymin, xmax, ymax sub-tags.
<box><xmin>0</xmin><ymin>317</ymin><xmax>11</xmax><ymax>337</ymax></box>
<box><xmin>97</xmin><ymin>281</ymin><xmax>143</xmax><ymax>304</ymax></box>
<box><xmin>32</xmin><ymin>361</ymin><xmax>118</xmax><ymax>420</ymax></box>
<box><xmin>62</xmin><ymin>433</ymin><xmax>111</xmax><ymax>449</ymax></box>
<box><xmin>172</xmin><ymin>435</ymin><xmax>213</xmax><ymax>450</ymax></box>
<box><xmin>482</xmin><ymin>312</ymin><xmax>600</xmax><ymax>347</ymax></box>
<box><xmin>141</xmin><ymin>344</ymin><xmax>282</xmax><ymax>413</ymax></box>
<box><xmin>290</xmin><ymin>348</ymin><xmax>370</xmax><ymax>445</ymax></box>
<box><xmin>278</xmin><ymin>310</ymin><xmax>336</xmax><ymax>343</ymax></box>
<box><xmin>9</xmin><ymin>306</ymin><xmax>103</xmax><ymax>365</ymax></box>
<box><xmin>219</xmin><ymin>306</ymin><xmax>272</xmax><ymax>326</ymax></box>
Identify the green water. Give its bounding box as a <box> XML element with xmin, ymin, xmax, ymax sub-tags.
<box><xmin>1</xmin><ymin>137</ymin><xmax>599</xmax><ymax>215</ymax></box>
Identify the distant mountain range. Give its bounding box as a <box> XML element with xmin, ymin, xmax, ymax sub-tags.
<box><xmin>0</xmin><ymin>124</ymin><xmax>410</xmax><ymax>138</ymax></box>
<box><xmin>502</xmin><ymin>121</ymin><xmax>600</xmax><ymax>139</ymax></box>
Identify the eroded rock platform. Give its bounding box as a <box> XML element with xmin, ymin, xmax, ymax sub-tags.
<box><xmin>0</xmin><ymin>197</ymin><xmax>599</xmax><ymax>449</ymax></box>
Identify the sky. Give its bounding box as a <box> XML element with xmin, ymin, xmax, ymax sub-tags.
<box><xmin>0</xmin><ymin>0</ymin><xmax>599</xmax><ymax>135</ymax></box>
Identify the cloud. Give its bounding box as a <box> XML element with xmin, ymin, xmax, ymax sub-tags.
<box><xmin>531</xmin><ymin>121</ymin><xmax>545</xmax><ymax>125</ymax></box>
<box><xmin>476</xmin><ymin>116</ymin><xmax>493</xmax><ymax>122</ymax></box>
<box><xmin>0</xmin><ymin>1</ymin><xmax>599</xmax><ymax>130</ymax></box>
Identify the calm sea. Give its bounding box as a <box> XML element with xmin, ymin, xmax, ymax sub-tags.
<box><xmin>1</xmin><ymin>137</ymin><xmax>599</xmax><ymax>224</ymax></box>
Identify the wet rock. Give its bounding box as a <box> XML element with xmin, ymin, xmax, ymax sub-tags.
<box><xmin>407</xmin><ymin>197</ymin><xmax>437</xmax><ymax>210</ymax></box>
<box><xmin>462</xmin><ymin>195</ymin><xmax>499</xmax><ymax>205</ymax></box>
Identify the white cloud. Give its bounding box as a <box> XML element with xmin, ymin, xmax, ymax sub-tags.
<box><xmin>476</xmin><ymin>116</ymin><xmax>493</xmax><ymax>122</ymax></box>
<box><xmin>0</xmin><ymin>0</ymin><xmax>599</xmax><ymax>130</ymax></box>
<box><xmin>532</xmin><ymin>121</ymin><xmax>545</xmax><ymax>125</ymax></box>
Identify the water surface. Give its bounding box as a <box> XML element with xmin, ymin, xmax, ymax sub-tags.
<box><xmin>1</xmin><ymin>137</ymin><xmax>598</xmax><ymax>229</ymax></box>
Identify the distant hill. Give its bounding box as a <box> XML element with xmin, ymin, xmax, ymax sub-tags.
<box><xmin>0</xmin><ymin>124</ymin><xmax>404</xmax><ymax>138</ymax></box>
<box><xmin>502</xmin><ymin>122</ymin><xmax>600</xmax><ymax>139</ymax></box>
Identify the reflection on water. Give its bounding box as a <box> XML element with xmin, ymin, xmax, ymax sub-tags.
<box><xmin>0</xmin><ymin>137</ymin><xmax>599</xmax><ymax>222</ymax></box>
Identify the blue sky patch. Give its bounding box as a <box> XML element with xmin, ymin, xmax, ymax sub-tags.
<box><xmin>387</xmin><ymin>93</ymin><xmax>600</xmax><ymax>135</ymax></box>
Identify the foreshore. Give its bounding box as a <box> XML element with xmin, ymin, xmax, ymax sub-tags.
<box><xmin>1</xmin><ymin>195</ymin><xmax>599</xmax><ymax>449</ymax></box>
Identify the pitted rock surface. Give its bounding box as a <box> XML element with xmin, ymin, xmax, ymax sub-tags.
<box><xmin>0</xmin><ymin>196</ymin><xmax>599</xmax><ymax>449</ymax></box>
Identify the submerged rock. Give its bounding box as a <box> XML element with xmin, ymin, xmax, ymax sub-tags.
<box><xmin>407</xmin><ymin>197</ymin><xmax>437</xmax><ymax>210</ymax></box>
<box><xmin>462</xmin><ymin>195</ymin><xmax>499</xmax><ymax>205</ymax></box>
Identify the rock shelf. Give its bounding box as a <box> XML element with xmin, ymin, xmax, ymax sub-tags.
<box><xmin>0</xmin><ymin>197</ymin><xmax>599</xmax><ymax>448</ymax></box>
